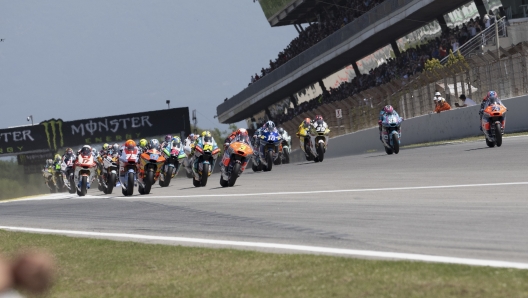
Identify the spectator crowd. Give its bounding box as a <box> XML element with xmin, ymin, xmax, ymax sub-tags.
<box><xmin>251</xmin><ymin>9</ymin><xmax>501</xmax><ymax>128</ymax></box>
<box><xmin>250</xmin><ymin>0</ymin><xmax>386</xmax><ymax>85</ymax></box>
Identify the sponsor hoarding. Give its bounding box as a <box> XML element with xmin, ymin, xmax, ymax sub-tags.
<box><xmin>0</xmin><ymin>107</ymin><xmax>190</xmax><ymax>156</ymax></box>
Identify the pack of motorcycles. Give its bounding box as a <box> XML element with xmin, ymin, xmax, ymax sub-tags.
<box><xmin>42</xmin><ymin>99</ymin><xmax>507</xmax><ymax>197</ymax></box>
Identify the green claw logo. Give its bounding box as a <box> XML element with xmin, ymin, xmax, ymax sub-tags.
<box><xmin>41</xmin><ymin>119</ymin><xmax>64</xmax><ymax>151</ymax></box>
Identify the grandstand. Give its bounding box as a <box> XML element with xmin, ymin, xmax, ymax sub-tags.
<box><xmin>217</xmin><ymin>0</ymin><xmax>520</xmax><ymax>130</ymax></box>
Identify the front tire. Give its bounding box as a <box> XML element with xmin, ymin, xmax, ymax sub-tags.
<box><xmin>126</xmin><ymin>172</ymin><xmax>134</xmax><ymax>196</ymax></box>
<box><xmin>78</xmin><ymin>176</ymin><xmax>87</xmax><ymax>197</ymax></box>
<box><xmin>283</xmin><ymin>149</ymin><xmax>290</xmax><ymax>164</ymax></box>
<box><xmin>144</xmin><ymin>171</ymin><xmax>153</xmax><ymax>194</ymax></box>
<box><xmin>161</xmin><ymin>167</ymin><xmax>174</xmax><ymax>187</ymax></box>
<box><xmin>228</xmin><ymin>163</ymin><xmax>241</xmax><ymax>187</ymax></box>
<box><xmin>263</xmin><ymin>152</ymin><xmax>273</xmax><ymax>172</ymax></box>
<box><xmin>104</xmin><ymin>173</ymin><xmax>116</xmax><ymax>194</ymax></box>
<box><xmin>385</xmin><ymin>147</ymin><xmax>394</xmax><ymax>155</ymax></box>
<box><xmin>495</xmin><ymin>123</ymin><xmax>502</xmax><ymax>147</ymax></box>
<box><xmin>316</xmin><ymin>143</ymin><xmax>325</xmax><ymax>162</ymax></box>
<box><xmin>200</xmin><ymin>163</ymin><xmax>209</xmax><ymax>187</ymax></box>
<box><xmin>220</xmin><ymin>175</ymin><xmax>228</xmax><ymax>187</ymax></box>
<box><xmin>392</xmin><ymin>134</ymin><xmax>400</xmax><ymax>154</ymax></box>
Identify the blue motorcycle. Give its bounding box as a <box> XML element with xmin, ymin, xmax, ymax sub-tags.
<box><xmin>257</xmin><ymin>129</ymin><xmax>282</xmax><ymax>172</ymax></box>
<box><xmin>381</xmin><ymin>114</ymin><xmax>403</xmax><ymax>155</ymax></box>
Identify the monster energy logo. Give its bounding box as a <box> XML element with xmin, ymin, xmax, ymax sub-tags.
<box><xmin>41</xmin><ymin>119</ymin><xmax>64</xmax><ymax>151</ymax></box>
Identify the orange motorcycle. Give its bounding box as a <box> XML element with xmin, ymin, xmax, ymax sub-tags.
<box><xmin>220</xmin><ymin>141</ymin><xmax>253</xmax><ymax>187</ymax></box>
<box><xmin>481</xmin><ymin>97</ymin><xmax>507</xmax><ymax>147</ymax></box>
<box><xmin>137</xmin><ymin>148</ymin><xmax>166</xmax><ymax>194</ymax></box>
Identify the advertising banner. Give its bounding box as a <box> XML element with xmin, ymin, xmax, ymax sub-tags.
<box><xmin>0</xmin><ymin>107</ymin><xmax>190</xmax><ymax>156</ymax></box>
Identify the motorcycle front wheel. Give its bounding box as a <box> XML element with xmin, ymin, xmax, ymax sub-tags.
<box><xmin>144</xmin><ymin>170</ymin><xmax>154</xmax><ymax>194</ymax></box>
<box><xmin>495</xmin><ymin>123</ymin><xmax>502</xmax><ymax>147</ymax></box>
<box><xmin>104</xmin><ymin>173</ymin><xmax>116</xmax><ymax>194</ymax></box>
<box><xmin>485</xmin><ymin>138</ymin><xmax>496</xmax><ymax>148</ymax></box>
<box><xmin>160</xmin><ymin>167</ymin><xmax>173</xmax><ymax>187</ymax></box>
<box><xmin>392</xmin><ymin>134</ymin><xmax>400</xmax><ymax>154</ymax></box>
<box><xmin>283</xmin><ymin>149</ymin><xmax>290</xmax><ymax>164</ymax></box>
<box><xmin>200</xmin><ymin>163</ymin><xmax>209</xmax><ymax>187</ymax></box>
<box><xmin>126</xmin><ymin>172</ymin><xmax>134</xmax><ymax>196</ymax></box>
<box><xmin>264</xmin><ymin>152</ymin><xmax>273</xmax><ymax>172</ymax></box>
<box><xmin>77</xmin><ymin>176</ymin><xmax>87</xmax><ymax>197</ymax></box>
<box><xmin>316</xmin><ymin>143</ymin><xmax>325</xmax><ymax>162</ymax></box>
<box><xmin>228</xmin><ymin>163</ymin><xmax>241</xmax><ymax>187</ymax></box>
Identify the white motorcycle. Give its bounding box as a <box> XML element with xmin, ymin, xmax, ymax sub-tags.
<box><xmin>300</xmin><ymin>121</ymin><xmax>330</xmax><ymax>163</ymax></box>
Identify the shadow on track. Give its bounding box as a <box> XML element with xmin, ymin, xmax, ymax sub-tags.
<box><xmin>465</xmin><ymin>147</ymin><xmax>492</xmax><ymax>152</ymax></box>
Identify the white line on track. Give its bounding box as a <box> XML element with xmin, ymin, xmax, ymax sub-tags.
<box><xmin>0</xmin><ymin>226</ymin><xmax>527</xmax><ymax>269</ymax></box>
<box><xmin>0</xmin><ymin>182</ymin><xmax>526</xmax><ymax>202</ymax></box>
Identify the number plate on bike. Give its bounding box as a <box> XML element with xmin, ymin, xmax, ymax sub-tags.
<box><xmin>149</xmin><ymin>154</ymin><xmax>159</xmax><ymax>160</ymax></box>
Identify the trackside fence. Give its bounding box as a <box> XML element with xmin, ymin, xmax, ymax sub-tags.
<box><xmin>280</xmin><ymin>42</ymin><xmax>528</xmax><ymax>150</ymax></box>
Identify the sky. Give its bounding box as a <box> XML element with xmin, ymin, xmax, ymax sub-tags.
<box><xmin>0</xmin><ymin>0</ymin><xmax>298</xmax><ymax>131</ymax></box>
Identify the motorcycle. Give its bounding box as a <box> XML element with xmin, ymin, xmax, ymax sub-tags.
<box><xmin>73</xmin><ymin>152</ymin><xmax>97</xmax><ymax>197</ymax></box>
<box><xmin>257</xmin><ymin>129</ymin><xmax>281</xmax><ymax>171</ymax></box>
<box><xmin>159</xmin><ymin>141</ymin><xmax>187</xmax><ymax>187</ymax></box>
<box><xmin>251</xmin><ymin>134</ymin><xmax>263</xmax><ymax>172</ymax></box>
<box><xmin>52</xmin><ymin>162</ymin><xmax>66</xmax><ymax>192</ymax></box>
<box><xmin>481</xmin><ymin>98</ymin><xmax>507</xmax><ymax>148</ymax></box>
<box><xmin>300</xmin><ymin>123</ymin><xmax>329</xmax><ymax>162</ymax></box>
<box><xmin>97</xmin><ymin>150</ymin><xmax>119</xmax><ymax>194</ymax></box>
<box><xmin>220</xmin><ymin>140</ymin><xmax>253</xmax><ymax>187</ymax></box>
<box><xmin>119</xmin><ymin>147</ymin><xmax>139</xmax><ymax>196</ymax></box>
<box><xmin>137</xmin><ymin>148</ymin><xmax>166</xmax><ymax>194</ymax></box>
<box><xmin>183</xmin><ymin>140</ymin><xmax>195</xmax><ymax>178</ymax></box>
<box><xmin>381</xmin><ymin>114</ymin><xmax>403</xmax><ymax>155</ymax></box>
<box><xmin>274</xmin><ymin>133</ymin><xmax>291</xmax><ymax>165</ymax></box>
<box><xmin>191</xmin><ymin>136</ymin><xmax>220</xmax><ymax>187</ymax></box>
<box><xmin>42</xmin><ymin>165</ymin><xmax>56</xmax><ymax>193</ymax></box>
<box><xmin>61</xmin><ymin>155</ymin><xmax>77</xmax><ymax>194</ymax></box>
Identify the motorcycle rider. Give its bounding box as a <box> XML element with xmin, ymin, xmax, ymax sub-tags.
<box><xmin>224</xmin><ymin>128</ymin><xmax>252</xmax><ymax>151</ymax></box>
<box><xmin>161</xmin><ymin>135</ymin><xmax>172</xmax><ymax>149</ymax></box>
<box><xmin>188</xmin><ymin>131</ymin><xmax>217</xmax><ymax>172</ymax></box>
<box><xmin>277</xmin><ymin>127</ymin><xmax>290</xmax><ymax>145</ymax></box>
<box><xmin>99</xmin><ymin>143</ymin><xmax>110</xmax><ymax>158</ymax></box>
<box><xmin>378</xmin><ymin>105</ymin><xmax>403</xmax><ymax>140</ymax></box>
<box><xmin>61</xmin><ymin>148</ymin><xmax>75</xmax><ymax>163</ymax></box>
<box><xmin>479</xmin><ymin>91</ymin><xmax>505</xmax><ymax>132</ymax></box>
<box><xmin>149</xmin><ymin>139</ymin><xmax>161</xmax><ymax>151</ymax></box>
<box><xmin>119</xmin><ymin>140</ymin><xmax>138</xmax><ymax>163</ymax></box>
<box><xmin>138</xmin><ymin>139</ymin><xmax>149</xmax><ymax>154</ymax></box>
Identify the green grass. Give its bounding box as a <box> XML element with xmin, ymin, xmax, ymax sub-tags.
<box><xmin>1</xmin><ymin>230</ymin><xmax>528</xmax><ymax>297</ymax></box>
<box><xmin>0</xmin><ymin>160</ymin><xmax>49</xmax><ymax>201</ymax></box>
<box><xmin>258</xmin><ymin>0</ymin><xmax>295</xmax><ymax>19</ymax></box>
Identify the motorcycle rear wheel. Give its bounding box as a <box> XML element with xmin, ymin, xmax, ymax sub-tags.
<box><xmin>220</xmin><ymin>175</ymin><xmax>228</xmax><ymax>187</ymax></box>
<box><xmin>385</xmin><ymin>147</ymin><xmax>394</xmax><ymax>155</ymax></box>
<box><xmin>160</xmin><ymin>167</ymin><xmax>173</xmax><ymax>187</ymax></box>
<box><xmin>283</xmin><ymin>150</ymin><xmax>290</xmax><ymax>164</ymax></box>
<box><xmin>68</xmin><ymin>177</ymin><xmax>76</xmax><ymax>194</ymax></box>
<box><xmin>228</xmin><ymin>163</ymin><xmax>241</xmax><ymax>187</ymax></box>
<box><xmin>486</xmin><ymin>138</ymin><xmax>496</xmax><ymax>148</ymax></box>
<box><xmin>495</xmin><ymin>123</ymin><xmax>502</xmax><ymax>147</ymax></box>
<box><xmin>193</xmin><ymin>178</ymin><xmax>201</xmax><ymax>187</ymax></box>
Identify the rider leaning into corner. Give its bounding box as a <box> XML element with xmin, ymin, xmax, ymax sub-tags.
<box><xmin>479</xmin><ymin>90</ymin><xmax>505</xmax><ymax>131</ymax></box>
<box><xmin>378</xmin><ymin>105</ymin><xmax>403</xmax><ymax>140</ymax></box>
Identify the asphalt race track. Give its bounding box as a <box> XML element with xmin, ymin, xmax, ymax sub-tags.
<box><xmin>1</xmin><ymin>136</ymin><xmax>528</xmax><ymax>266</ymax></box>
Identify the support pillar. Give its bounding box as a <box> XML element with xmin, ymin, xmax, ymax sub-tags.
<box><xmin>390</xmin><ymin>41</ymin><xmax>401</xmax><ymax>58</ymax></box>
<box><xmin>290</xmin><ymin>95</ymin><xmax>298</xmax><ymax>107</ymax></box>
<box><xmin>299</xmin><ymin>24</ymin><xmax>305</xmax><ymax>31</ymax></box>
<box><xmin>318</xmin><ymin>80</ymin><xmax>328</xmax><ymax>96</ymax></box>
<box><xmin>352</xmin><ymin>62</ymin><xmax>361</xmax><ymax>76</ymax></box>
<box><xmin>473</xmin><ymin>0</ymin><xmax>488</xmax><ymax>19</ymax></box>
<box><xmin>436</xmin><ymin>16</ymin><xmax>448</xmax><ymax>33</ymax></box>
<box><xmin>294</xmin><ymin>24</ymin><xmax>301</xmax><ymax>34</ymax></box>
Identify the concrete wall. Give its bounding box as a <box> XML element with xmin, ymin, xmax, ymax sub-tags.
<box><xmin>288</xmin><ymin>94</ymin><xmax>528</xmax><ymax>162</ymax></box>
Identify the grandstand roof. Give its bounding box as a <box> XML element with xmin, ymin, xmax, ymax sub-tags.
<box><xmin>267</xmin><ymin>0</ymin><xmax>347</xmax><ymax>27</ymax></box>
<box><xmin>218</xmin><ymin>0</ymin><xmax>473</xmax><ymax>124</ymax></box>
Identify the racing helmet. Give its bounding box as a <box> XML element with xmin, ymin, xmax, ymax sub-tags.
<box><xmin>164</xmin><ymin>135</ymin><xmax>172</xmax><ymax>143</ymax></box>
<box><xmin>64</xmin><ymin>148</ymin><xmax>73</xmax><ymax>156</ymax></box>
<box><xmin>315</xmin><ymin>115</ymin><xmax>324</xmax><ymax>121</ymax></box>
<box><xmin>54</xmin><ymin>154</ymin><xmax>61</xmax><ymax>162</ymax></box>
<box><xmin>124</xmin><ymin>140</ymin><xmax>136</xmax><ymax>151</ymax></box>
<box><xmin>487</xmin><ymin>91</ymin><xmax>497</xmax><ymax>99</ymax></box>
<box><xmin>383</xmin><ymin>105</ymin><xmax>394</xmax><ymax>114</ymax></box>
<box><xmin>171</xmin><ymin>136</ymin><xmax>182</xmax><ymax>147</ymax></box>
<box><xmin>236</xmin><ymin>128</ymin><xmax>248</xmax><ymax>137</ymax></box>
<box><xmin>188</xmin><ymin>133</ymin><xmax>194</xmax><ymax>139</ymax></box>
<box><xmin>102</xmin><ymin>143</ymin><xmax>109</xmax><ymax>150</ymax></box>
<box><xmin>202</xmin><ymin>131</ymin><xmax>212</xmax><ymax>143</ymax></box>
<box><xmin>149</xmin><ymin>139</ymin><xmax>160</xmax><ymax>150</ymax></box>
<box><xmin>80</xmin><ymin>145</ymin><xmax>92</xmax><ymax>156</ymax></box>
<box><xmin>278</xmin><ymin>127</ymin><xmax>284</xmax><ymax>135</ymax></box>
<box><xmin>112</xmin><ymin>143</ymin><xmax>119</xmax><ymax>152</ymax></box>
<box><xmin>264</xmin><ymin>120</ymin><xmax>275</xmax><ymax>130</ymax></box>
<box><xmin>303</xmin><ymin>118</ymin><xmax>311</xmax><ymax>128</ymax></box>
<box><xmin>139</xmin><ymin>139</ymin><xmax>148</xmax><ymax>148</ymax></box>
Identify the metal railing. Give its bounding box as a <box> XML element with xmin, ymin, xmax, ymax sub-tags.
<box><xmin>440</xmin><ymin>17</ymin><xmax>507</xmax><ymax>64</ymax></box>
